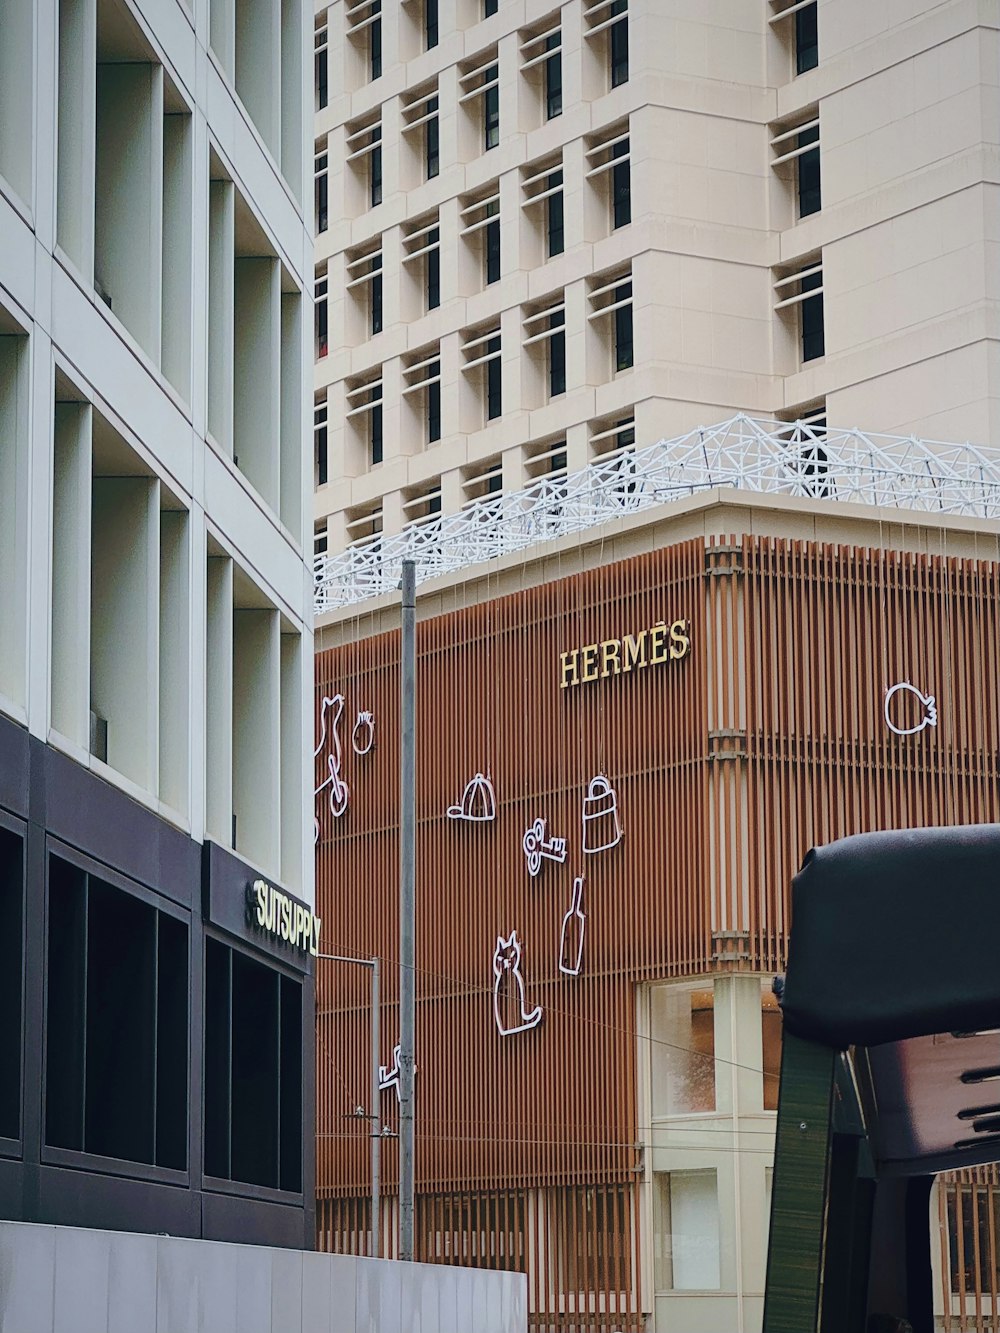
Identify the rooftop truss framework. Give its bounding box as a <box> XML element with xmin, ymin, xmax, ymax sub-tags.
<box><xmin>314</xmin><ymin>414</ymin><xmax>1000</xmax><ymax>611</ymax></box>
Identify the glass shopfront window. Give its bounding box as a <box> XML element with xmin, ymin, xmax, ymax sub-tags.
<box><xmin>651</xmin><ymin>983</ymin><xmax>715</xmax><ymax>1116</ymax></box>
<box><xmin>653</xmin><ymin>1170</ymin><xmax>721</xmax><ymax>1291</ymax></box>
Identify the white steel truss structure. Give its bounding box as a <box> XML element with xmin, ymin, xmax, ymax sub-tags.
<box><xmin>315</xmin><ymin>414</ymin><xmax>1000</xmax><ymax>611</ymax></box>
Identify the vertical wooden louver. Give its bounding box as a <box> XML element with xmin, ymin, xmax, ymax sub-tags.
<box><xmin>315</xmin><ymin>534</ymin><xmax>1000</xmax><ymax>1329</ymax></box>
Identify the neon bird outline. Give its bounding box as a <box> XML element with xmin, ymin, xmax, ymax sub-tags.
<box><xmin>883</xmin><ymin>682</ymin><xmax>938</xmax><ymax>736</ymax></box>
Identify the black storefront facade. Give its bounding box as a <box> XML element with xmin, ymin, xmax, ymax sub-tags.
<box><xmin>0</xmin><ymin>712</ymin><xmax>315</xmax><ymax>1249</ymax></box>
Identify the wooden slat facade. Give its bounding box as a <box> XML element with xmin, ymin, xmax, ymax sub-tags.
<box><xmin>315</xmin><ymin>533</ymin><xmax>1000</xmax><ymax>1330</ymax></box>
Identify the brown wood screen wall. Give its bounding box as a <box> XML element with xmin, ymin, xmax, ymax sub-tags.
<box><xmin>315</xmin><ymin>534</ymin><xmax>1000</xmax><ymax>1329</ymax></box>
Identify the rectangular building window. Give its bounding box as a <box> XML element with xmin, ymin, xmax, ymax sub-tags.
<box><xmin>0</xmin><ymin>827</ymin><xmax>23</xmax><ymax>1142</ymax></box>
<box><xmin>653</xmin><ymin>1172</ymin><xmax>721</xmax><ymax>1292</ymax></box>
<box><xmin>204</xmin><ymin>939</ymin><xmax>302</xmax><ymax>1192</ymax></box>
<box><xmin>547</xmin><ymin>175</ymin><xmax>565</xmax><ymax>256</ymax></box>
<box><xmin>46</xmin><ymin>855</ymin><xmax>189</xmax><ymax>1172</ymax></box>
<box><xmin>370</xmin><ymin>385</ymin><xmax>383</xmax><ymax>463</ymax></box>
<box><xmin>371</xmin><ymin>2</ymin><xmax>383</xmax><ymax>79</ymax></box>
<box><xmin>485</xmin><ymin>202</ymin><xmax>500</xmax><ymax>283</ymax></box>
<box><xmin>370</xmin><ymin>254</ymin><xmax>383</xmax><ymax>335</ymax></box>
<box><xmin>314</xmin><ymin>524</ymin><xmax>328</xmax><ymax>558</ymax></box>
<box><xmin>548</xmin><ymin>308</ymin><xmax>566</xmax><ymax>397</ymax></box>
<box><xmin>614</xmin><ymin>286</ymin><xmax>633</xmax><ymax>370</ymax></box>
<box><xmin>545</xmin><ymin>35</ymin><xmax>562</xmax><ymax>119</ymax></box>
<box><xmin>650</xmin><ymin>983</ymin><xmax>715</xmax><ymax>1115</ymax></box>
<box><xmin>425</xmin><ymin>0</ymin><xmax>439</xmax><ymax>48</ymax></box>
<box><xmin>612</xmin><ymin>141</ymin><xmax>630</xmax><ymax>227</ymax></box>
<box><xmin>426</xmin><ymin>100</ymin><xmax>440</xmax><ymax>179</ymax></box>
<box><xmin>775</xmin><ymin>257</ymin><xmax>824</xmax><ymax>363</ymax></box>
<box><xmin>484</xmin><ymin>69</ymin><xmax>500</xmax><ymax>149</ymax></box>
<box><xmin>315</xmin><ymin>22</ymin><xmax>328</xmax><ymax>109</ymax></box>
<box><xmin>797</xmin><ymin>123</ymin><xmax>821</xmax><ymax>216</ymax></box>
<box><xmin>403</xmin><ymin>347</ymin><xmax>442</xmax><ymax>444</ymax></box>
<box><xmin>427</xmin><ymin>232</ymin><xmax>441</xmax><ymax>308</ymax></box>
<box><xmin>487</xmin><ymin>338</ymin><xmax>502</xmax><ymax>418</ymax></box>
<box><xmin>484</xmin><ymin>0</ymin><xmax>498</xmax><ymax>12</ymax></box>
<box><xmin>346</xmin><ymin>371</ymin><xmax>384</xmax><ymax>467</ymax></box>
<box><xmin>314</xmin><ymin>401</ymin><xmax>328</xmax><ymax>486</ymax></box>
<box><xmin>371</xmin><ymin>129</ymin><xmax>383</xmax><ymax>206</ymax></box>
<box><xmin>524</xmin><ymin>295</ymin><xmax>566</xmax><ymax>402</ymax></box>
<box><xmin>315</xmin><ymin>271</ymin><xmax>328</xmax><ymax>358</ymax></box>
<box><xmin>428</xmin><ymin>374</ymin><xmax>442</xmax><ymax>442</ymax></box>
<box><xmin>610</xmin><ymin>0</ymin><xmax>628</xmax><ymax>85</ymax></box>
<box><xmin>762</xmin><ymin>982</ymin><xmax>782</xmax><ymax>1111</ymax></box>
<box><xmin>345</xmin><ymin>238</ymin><xmax>383</xmax><ymax>342</ymax></box>
<box><xmin>796</xmin><ymin>2</ymin><xmax>818</xmax><ymax>73</ymax></box>
<box><xmin>314</xmin><ymin>145</ymin><xmax>328</xmax><ymax>233</ymax></box>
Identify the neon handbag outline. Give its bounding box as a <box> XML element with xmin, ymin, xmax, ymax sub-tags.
<box><xmin>581</xmin><ymin>775</ymin><xmax>621</xmax><ymax>854</ymax></box>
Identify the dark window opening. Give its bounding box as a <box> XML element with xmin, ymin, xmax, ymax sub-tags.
<box><xmin>371</xmin><ymin>389</ymin><xmax>384</xmax><ymax>465</ymax></box>
<box><xmin>614</xmin><ymin>287</ymin><xmax>633</xmax><ymax>370</ymax></box>
<box><xmin>427</xmin><ymin>234</ymin><xmax>441</xmax><ymax>310</ymax></box>
<box><xmin>315</xmin><ymin>154</ymin><xmax>328</xmax><ymax>233</ymax></box>
<box><xmin>371</xmin><ymin>7</ymin><xmax>383</xmax><ymax>79</ymax></box>
<box><xmin>315</xmin><ymin>406</ymin><xmax>328</xmax><ymax>486</ymax></box>
<box><xmin>315</xmin><ymin>278</ymin><xmax>328</xmax><ymax>358</ymax></box>
<box><xmin>204</xmin><ymin>940</ymin><xmax>302</xmax><ymax>1192</ymax></box>
<box><xmin>549</xmin><ymin>310</ymin><xmax>566</xmax><ymax>397</ymax></box>
<box><xmin>487</xmin><ymin>470</ymin><xmax>502</xmax><ymax>493</ymax></box>
<box><xmin>486</xmin><ymin>338</ymin><xmax>502</xmax><ymax>419</ymax></box>
<box><xmin>315</xmin><ymin>44</ymin><xmax>328</xmax><ymax>110</ymax></box>
<box><xmin>547</xmin><ymin>177</ymin><xmax>564</xmax><ymax>256</ymax></box>
<box><xmin>801</xmin><ymin>269</ymin><xmax>824</xmax><ymax>361</ymax></box>
<box><xmin>485</xmin><ymin>210</ymin><xmax>500</xmax><ymax>284</ymax></box>
<box><xmin>428</xmin><ymin>371</ymin><xmax>442</xmax><ymax>442</ymax></box>
<box><xmin>426</xmin><ymin>106</ymin><xmax>440</xmax><ymax>179</ymax></box>
<box><xmin>612</xmin><ymin>142</ymin><xmax>630</xmax><ymax>228</ymax></box>
<box><xmin>795</xmin><ymin>3</ymin><xmax>818</xmax><ymax>74</ymax></box>
<box><xmin>545</xmin><ymin>37</ymin><xmax>562</xmax><ymax>119</ymax></box>
<box><xmin>0</xmin><ymin>828</ymin><xmax>23</xmax><ymax>1141</ymax></box>
<box><xmin>484</xmin><ymin>75</ymin><xmax>500</xmax><ymax>150</ymax></box>
<box><xmin>45</xmin><ymin>856</ymin><xmax>188</xmax><ymax>1171</ymax></box>
<box><xmin>371</xmin><ymin>260</ymin><xmax>383</xmax><ymax>336</ymax></box>
<box><xmin>370</xmin><ymin>136</ymin><xmax>383</xmax><ymax>208</ymax></box>
<box><xmin>797</xmin><ymin>124</ymin><xmax>821</xmax><ymax>217</ymax></box>
<box><xmin>610</xmin><ymin>2</ymin><xmax>628</xmax><ymax>86</ymax></box>
<box><xmin>425</xmin><ymin>0</ymin><xmax>439</xmax><ymax>49</ymax></box>
<box><xmin>484</xmin><ymin>0</ymin><xmax>498</xmax><ymax>13</ymax></box>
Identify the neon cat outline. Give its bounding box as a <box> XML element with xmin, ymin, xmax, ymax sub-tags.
<box><xmin>492</xmin><ymin>929</ymin><xmax>543</xmax><ymax>1036</ymax></box>
<box><xmin>314</xmin><ymin>693</ymin><xmax>349</xmax><ymax>841</ymax></box>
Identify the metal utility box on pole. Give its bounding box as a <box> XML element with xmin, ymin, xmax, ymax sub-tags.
<box><xmin>399</xmin><ymin>558</ymin><xmax>416</xmax><ymax>1260</ymax></box>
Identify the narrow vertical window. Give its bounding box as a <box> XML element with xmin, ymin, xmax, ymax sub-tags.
<box><xmin>797</xmin><ymin>124</ymin><xmax>821</xmax><ymax>217</ymax></box>
<box><xmin>370</xmin><ymin>385</ymin><xmax>383</xmax><ymax>465</ymax></box>
<box><xmin>428</xmin><ymin>365</ymin><xmax>442</xmax><ymax>442</ymax></box>
<box><xmin>315</xmin><ymin>24</ymin><xmax>329</xmax><ymax>110</ymax></box>
<box><xmin>484</xmin><ymin>71</ymin><xmax>500</xmax><ymax>150</ymax></box>
<box><xmin>610</xmin><ymin>1</ymin><xmax>628</xmax><ymax>86</ymax></box>
<box><xmin>370</xmin><ymin>129</ymin><xmax>383</xmax><ymax>207</ymax></box>
<box><xmin>549</xmin><ymin>308</ymin><xmax>566</xmax><ymax>398</ymax></box>
<box><xmin>800</xmin><ymin>269</ymin><xmax>824</xmax><ymax>361</ymax></box>
<box><xmin>315</xmin><ymin>148</ymin><xmax>329</xmax><ymax>233</ymax></box>
<box><xmin>314</xmin><ymin>402</ymin><xmax>328</xmax><ymax>486</ymax></box>
<box><xmin>612</xmin><ymin>140</ymin><xmax>630</xmax><ymax>228</ymax></box>
<box><xmin>485</xmin><ymin>201</ymin><xmax>500</xmax><ymax>284</ymax></box>
<box><xmin>795</xmin><ymin>2</ymin><xmax>818</xmax><ymax>74</ymax></box>
<box><xmin>544</xmin><ymin>35</ymin><xmax>562</xmax><ymax>119</ymax></box>
<box><xmin>614</xmin><ymin>285</ymin><xmax>633</xmax><ymax>371</ymax></box>
<box><xmin>486</xmin><ymin>337</ymin><xmax>502</xmax><ymax>419</ymax></box>
<box><xmin>425</xmin><ymin>0</ymin><xmax>439</xmax><ymax>49</ymax></box>
<box><xmin>427</xmin><ymin>229</ymin><xmax>441</xmax><ymax>310</ymax></box>
<box><xmin>315</xmin><ymin>273</ymin><xmax>328</xmax><ymax>358</ymax></box>
<box><xmin>370</xmin><ymin>254</ymin><xmax>383</xmax><ymax>336</ymax></box>
<box><xmin>547</xmin><ymin>175</ymin><xmax>564</xmax><ymax>257</ymax></box>
<box><xmin>371</xmin><ymin>2</ymin><xmax>383</xmax><ymax>80</ymax></box>
<box><xmin>426</xmin><ymin>99</ymin><xmax>440</xmax><ymax>179</ymax></box>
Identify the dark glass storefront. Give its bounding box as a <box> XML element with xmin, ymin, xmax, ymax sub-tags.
<box><xmin>0</xmin><ymin>711</ymin><xmax>314</xmax><ymax>1248</ymax></box>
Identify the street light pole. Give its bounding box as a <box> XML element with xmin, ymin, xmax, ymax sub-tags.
<box><xmin>399</xmin><ymin>558</ymin><xmax>416</xmax><ymax>1261</ymax></box>
<box><xmin>317</xmin><ymin>951</ymin><xmax>381</xmax><ymax>1258</ymax></box>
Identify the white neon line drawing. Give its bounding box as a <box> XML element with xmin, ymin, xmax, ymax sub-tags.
<box><xmin>447</xmin><ymin>772</ymin><xmax>497</xmax><ymax>822</ymax></box>
<box><xmin>352</xmin><ymin>710</ymin><xmax>376</xmax><ymax>755</ymax></box>
<box><xmin>492</xmin><ymin>930</ymin><xmax>542</xmax><ymax>1036</ymax></box>
<box><xmin>884</xmin><ymin>682</ymin><xmax>938</xmax><ymax>736</ymax></box>
<box><xmin>378</xmin><ymin>1043</ymin><xmax>416</xmax><ymax>1102</ymax></box>
<box><xmin>582</xmin><ymin>775</ymin><xmax>622</xmax><ymax>854</ymax></box>
<box><xmin>521</xmin><ymin>817</ymin><xmax>568</xmax><ymax>877</ymax></box>
<box><xmin>558</xmin><ymin>877</ymin><xmax>586</xmax><ymax>977</ymax></box>
<box><xmin>314</xmin><ymin>693</ymin><xmax>349</xmax><ymax>842</ymax></box>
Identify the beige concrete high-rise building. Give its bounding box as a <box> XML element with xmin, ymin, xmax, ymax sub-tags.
<box><xmin>312</xmin><ymin>0</ymin><xmax>1000</xmax><ymax>561</ymax></box>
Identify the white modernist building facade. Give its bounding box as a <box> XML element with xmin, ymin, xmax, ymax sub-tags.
<box><xmin>0</xmin><ymin>0</ymin><xmax>316</xmax><ymax>1245</ymax></box>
